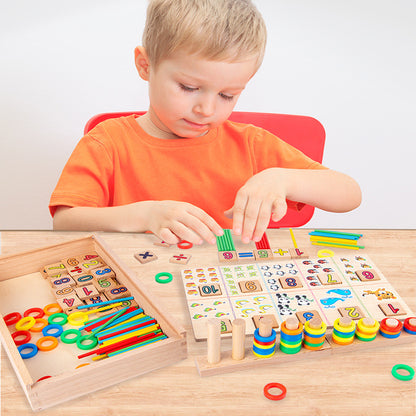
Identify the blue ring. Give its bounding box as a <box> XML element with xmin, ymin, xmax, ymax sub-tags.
<box><xmin>304</xmin><ymin>329</ymin><xmax>326</xmax><ymax>338</ymax></box>
<box><xmin>379</xmin><ymin>330</ymin><xmax>400</xmax><ymax>339</ymax></box>
<box><xmin>254</xmin><ymin>328</ymin><xmax>277</xmax><ymax>343</ymax></box>
<box><xmin>253</xmin><ymin>344</ymin><xmax>275</xmax><ymax>356</ymax></box>
<box><xmin>18</xmin><ymin>343</ymin><xmax>38</xmax><ymax>359</ymax></box>
<box><xmin>333</xmin><ymin>328</ymin><xmax>356</xmax><ymax>338</ymax></box>
<box><xmin>42</xmin><ymin>324</ymin><xmax>64</xmax><ymax>338</ymax></box>
<box><xmin>280</xmin><ymin>332</ymin><xmax>303</xmax><ymax>343</ymax></box>
<box><xmin>403</xmin><ymin>327</ymin><xmax>416</xmax><ymax>335</ymax></box>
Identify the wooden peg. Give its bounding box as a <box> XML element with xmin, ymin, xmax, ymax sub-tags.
<box><xmin>207</xmin><ymin>318</ymin><xmax>221</xmax><ymax>364</ymax></box>
<box><xmin>285</xmin><ymin>317</ymin><xmax>299</xmax><ymax>330</ymax></box>
<box><xmin>308</xmin><ymin>317</ymin><xmax>323</xmax><ymax>330</ymax></box>
<box><xmin>258</xmin><ymin>316</ymin><xmax>273</xmax><ymax>338</ymax></box>
<box><xmin>339</xmin><ymin>316</ymin><xmax>353</xmax><ymax>328</ymax></box>
<box><xmin>231</xmin><ymin>319</ymin><xmax>246</xmax><ymax>361</ymax></box>
<box><xmin>362</xmin><ymin>317</ymin><xmax>375</xmax><ymax>327</ymax></box>
<box><xmin>385</xmin><ymin>318</ymin><xmax>399</xmax><ymax>328</ymax></box>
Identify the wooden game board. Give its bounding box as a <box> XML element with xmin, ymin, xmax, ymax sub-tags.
<box><xmin>180</xmin><ymin>252</ymin><xmax>414</xmax><ymax>340</ymax></box>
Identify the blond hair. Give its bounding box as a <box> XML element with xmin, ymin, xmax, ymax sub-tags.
<box><xmin>142</xmin><ymin>0</ymin><xmax>267</xmax><ymax>68</ymax></box>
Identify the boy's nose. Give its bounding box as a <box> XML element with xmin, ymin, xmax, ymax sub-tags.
<box><xmin>193</xmin><ymin>95</ymin><xmax>215</xmax><ymax>117</ymax></box>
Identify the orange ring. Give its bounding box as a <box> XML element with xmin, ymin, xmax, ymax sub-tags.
<box><xmin>43</xmin><ymin>303</ymin><xmax>63</xmax><ymax>316</ymax></box>
<box><xmin>30</xmin><ymin>318</ymin><xmax>48</xmax><ymax>332</ymax></box>
<box><xmin>281</xmin><ymin>321</ymin><xmax>303</xmax><ymax>336</ymax></box>
<box><xmin>36</xmin><ymin>336</ymin><xmax>58</xmax><ymax>351</ymax></box>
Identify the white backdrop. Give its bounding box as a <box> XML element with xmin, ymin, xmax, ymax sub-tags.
<box><xmin>0</xmin><ymin>0</ymin><xmax>415</xmax><ymax>230</ymax></box>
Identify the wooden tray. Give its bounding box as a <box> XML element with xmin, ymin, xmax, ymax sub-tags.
<box><xmin>0</xmin><ymin>234</ymin><xmax>187</xmax><ymax>411</ymax></box>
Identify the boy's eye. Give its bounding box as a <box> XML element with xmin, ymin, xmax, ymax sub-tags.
<box><xmin>219</xmin><ymin>92</ymin><xmax>234</xmax><ymax>101</ymax></box>
<box><xmin>179</xmin><ymin>83</ymin><xmax>198</xmax><ymax>92</ymax></box>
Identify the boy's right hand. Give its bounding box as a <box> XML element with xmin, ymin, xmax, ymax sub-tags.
<box><xmin>139</xmin><ymin>200</ymin><xmax>224</xmax><ymax>245</ymax></box>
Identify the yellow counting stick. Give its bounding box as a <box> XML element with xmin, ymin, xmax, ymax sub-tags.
<box><xmin>289</xmin><ymin>228</ymin><xmax>298</xmax><ymax>249</ymax></box>
<box><xmin>311</xmin><ymin>242</ymin><xmax>360</xmax><ymax>250</ymax></box>
<box><xmin>310</xmin><ymin>236</ymin><xmax>359</xmax><ymax>245</ymax></box>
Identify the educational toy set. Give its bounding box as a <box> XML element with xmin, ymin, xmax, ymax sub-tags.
<box><xmin>0</xmin><ymin>235</ymin><xmax>186</xmax><ymax>411</ymax></box>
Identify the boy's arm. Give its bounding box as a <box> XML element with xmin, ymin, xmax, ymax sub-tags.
<box><xmin>53</xmin><ymin>200</ymin><xmax>224</xmax><ymax>245</ymax></box>
<box><xmin>225</xmin><ymin>167</ymin><xmax>362</xmax><ymax>243</ymax></box>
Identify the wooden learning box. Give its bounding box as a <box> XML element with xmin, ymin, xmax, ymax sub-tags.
<box><xmin>0</xmin><ymin>235</ymin><xmax>187</xmax><ymax>411</ymax></box>
<box><xmin>181</xmin><ymin>250</ymin><xmax>415</xmax><ymax>341</ymax></box>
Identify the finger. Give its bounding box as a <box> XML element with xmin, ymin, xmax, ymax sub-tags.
<box><xmin>223</xmin><ymin>208</ymin><xmax>233</xmax><ymax>219</ymax></box>
<box><xmin>168</xmin><ymin>221</ymin><xmax>205</xmax><ymax>245</ymax></box>
<box><xmin>271</xmin><ymin>198</ymin><xmax>288</xmax><ymax>223</ymax></box>
<box><xmin>241</xmin><ymin>197</ymin><xmax>262</xmax><ymax>244</ymax></box>
<box><xmin>186</xmin><ymin>206</ymin><xmax>224</xmax><ymax>243</ymax></box>
<box><xmin>252</xmin><ymin>201</ymin><xmax>273</xmax><ymax>242</ymax></box>
<box><xmin>230</xmin><ymin>190</ymin><xmax>249</xmax><ymax>236</ymax></box>
<box><xmin>158</xmin><ymin>228</ymin><xmax>182</xmax><ymax>245</ymax></box>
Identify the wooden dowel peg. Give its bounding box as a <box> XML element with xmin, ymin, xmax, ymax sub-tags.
<box><xmin>207</xmin><ymin>319</ymin><xmax>221</xmax><ymax>364</ymax></box>
<box><xmin>232</xmin><ymin>319</ymin><xmax>246</xmax><ymax>361</ymax></box>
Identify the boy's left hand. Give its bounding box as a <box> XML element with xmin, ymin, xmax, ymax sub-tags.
<box><xmin>224</xmin><ymin>168</ymin><xmax>288</xmax><ymax>243</ymax></box>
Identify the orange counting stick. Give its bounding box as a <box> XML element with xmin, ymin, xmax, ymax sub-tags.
<box><xmin>77</xmin><ymin>332</ymin><xmax>160</xmax><ymax>359</ymax></box>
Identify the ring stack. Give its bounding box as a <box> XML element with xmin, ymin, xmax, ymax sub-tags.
<box><xmin>253</xmin><ymin>316</ymin><xmax>277</xmax><ymax>358</ymax></box>
<box><xmin>279</xmin><ymin>317</ymin><xmax>303</xmax><ymax>354</ymax></box>
<box><xmin>403</xmin><ymin>317</ymin><xmax>416</xmax><ymax>335</ymax></box>
<box><xmin>303</xmin><ymin>317</ymin><xmax>327</xmax><ymax>350</ymax></box>
<box><xmin>379</xmin><ymin>318</ymin><xmax>403</xmax><ymax>339</ymax></box>
<box><xmin>355</xmin><ymin>317</ymin><xmax>379</xmax><ymax>342</ymax></box>
<box><xmin>332</xmin><ymin>317</ymin><xmax>356</xmax><ymax>345</ymax></box>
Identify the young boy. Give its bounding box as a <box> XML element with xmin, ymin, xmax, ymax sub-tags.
<box><xmin>50</xmin><ymin>0</ymin><xmax>361</xmax><ymax>245</ymax></box>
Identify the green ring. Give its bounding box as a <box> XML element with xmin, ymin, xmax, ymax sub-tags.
<box><xmin>48</xmin><ymin>313</ymin><xmax>68</xmax><ymax>325</ymax></box>
<box><xmin>155</xmin><ymin>272</ymin><xmax>173</xmax><ymax>284</ymax></box>
<box><xmin>76</xmin><ymin>335</ymin><xmax>98</xmax><ymax>350</ymax></box>
<box><xmin>279</xmin><ymin>344</ymin><xmax>302</xmax><ymax>354</ymax></box>
<box><xmin>61</xmin><ymin>329</ymin><xmax>81</xmax><ymax>344</ymax></box>
<box><xmin>391</xmin><ymin>364</ymin><xmax>415</xmax><ymax>381</ymax></box>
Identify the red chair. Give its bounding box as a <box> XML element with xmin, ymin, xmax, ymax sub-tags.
<box><xmin>84</xmin><ymin>111</ymin><xmax>325</xmax><ymax>227</ymax></box>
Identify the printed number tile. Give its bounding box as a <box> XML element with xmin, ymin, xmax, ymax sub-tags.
<box><xmin>49</xmin><ymin>274</ymin><xmax>76</xmax><ymax>289</ymax></box>
<box><xmin>105</xmin><ymin>285</ymin><xmax>131</xmax><ymax>300</ymax></box>
<box><xmin>252</xmin><ymin>314</ymin><xmax>280</xmax><ymax>331</ymax></box>
<box><xmin>53</xmin><ymin>286</ymin><xmax>75</xmax><ymax>298</ymax></box>
<box><xmin>279</xmin><ymin>276</ymin><xmax>303</xmax><ymax>290</ymax></box>
<box><xmin>295</xmin><ymin>310</ymin><xmax>324</xmax><ymax>326</ymax></box>
<box><xmin>198</xmin><ymin>283</ymin><xmax>222</xmax><ymax>297</ymax></box>
<box><xmin>77</xmin><ymin>258</ymin><xmax>106</xmax><ymax>271</ymax></box>
<box><xmin>218</xmin><ymin>251</ymin><xmax>238</xmax><ymax>263</ymax></box>
<box><xmin>73</xmin><ymin>273</ymin><xmax>95</xmax><ymax>287</ymax></box>
<box><xmin>91</xmin><ymin>266</ymin><xmax>116</xmax><ymax>280</ymax></box>
<box><xmin>317</xmin><ymin>272</ymin><xmax>343</xmax><ymax>286</ymax></box>
<box><xmin>238</xmin><ymin>279</ymin><xmax>263</xmax><ymax>294</ymax></box>
<box><xmin>338</xmin><ymin>305</ymin><xmax>366</xmax><ymax>320</ymax></box>
<box><xmin>355</xmin><ymin>269</ymin><xmax>381</xmax><ymax>282</ymax></box>
<box><xmin>254</xmin><ymin>249</ymin><xmax>273</xmax><ymax>261</ymax></box>
<box><xmin>84</xmin><ymin>294</ymin><xmax>109</xmax><ymax>306</ymax></box>
<box><xmin>181</xmin><ymin>267</ymin><xmax>223</xmax><ymax>299</ymax></box>
<box><xmin>378</xmin><ymin>302</ymin><xmax>408</xmax><ymax>317</ymax></box>
<box><xmin>134</xmin><ymin>250</ymin><xmax>158</xmax><ymax>264</ymax></box>
<box><xmin>75</xmin><ymin>284</ymin><xmax>100</xmax><ymax>301</ymax></box>
<box><xmin>272</xmin><ymin>248</ymin><xmax>292</xmax><ymax>260</ymax></box>
<box><xmin>43</xmin><ymin>262</ymin><xmax>67</xmax><ymax>276</ymax></box>
<box><xmin>57</xmin><ymin>294</ymin><xmax>84</xmax><ymax>313</ymax></box>
<box><xmin>93</xmin><ymin>277</ymin><xmax>118</xmax><ymax>293</ymax></box>
<box><xmin>187</xmin><ymin>298</ymin><xmax>234</xmax><ymax>340</ymax></box>
<box><xmin>289</xmin><ymin>248</ymin><xmax>310</xmax><ymax>259</ymax></box>
<box><xmin>169</xmin><ymin>254</ymin><xmax>191</xmax><ymax>265</ymax></box>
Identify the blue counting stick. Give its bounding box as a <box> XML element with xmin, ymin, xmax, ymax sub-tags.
<box><xmin>77</xmin><ymin>297</ymin><xmax>134</xmax><ymax>310</ymax></box>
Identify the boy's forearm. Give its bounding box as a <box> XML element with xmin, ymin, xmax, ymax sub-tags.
<box><xmin>283</xmin><ymin>168</ymin><xmax>362</xmax><ymax>212</ymax></box>
<box><xmin>52</xmin><ymin>202</ymin><xmax>151</xmax><ymax>232</ymax></box>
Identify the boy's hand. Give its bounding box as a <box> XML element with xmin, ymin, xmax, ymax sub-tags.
<box><xmin>141</xmin><ymin>200</ymin><xmax>224</xmax><ymax>245</ymax></box>
<box><xmin>224</xmin><ymin>168</ymin><xmax>288</xmax><ymax>243</ymax></box>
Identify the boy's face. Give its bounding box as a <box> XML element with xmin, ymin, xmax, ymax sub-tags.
<box><xmin>137</xmin><ymin>50</ymin><xmax>258</xmax><ymax>139</ymax></box>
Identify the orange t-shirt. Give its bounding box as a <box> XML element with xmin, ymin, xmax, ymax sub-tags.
<box><xmin>49</xmin><ymin>115</ymin><xmax>326</xmax><ymax>228</ymax></box>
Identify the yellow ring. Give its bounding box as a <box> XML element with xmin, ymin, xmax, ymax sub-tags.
<box><xmin>279</xmin><ymin>339</ymin><xmax>302</xmax><ymax>349</ymax></box>
<box><xmin>15</xmin><ymin>316</ymin><xmax>36</xmax><ymax>331</ymax></box>
<box><xmin>357</xmin><ymin>319</ymin><xmax>379</xmax><ymax>335</ymax></box>
<box><xmin>317</xmin><ymin>249</ymin><xmax>335</xmax><ymax>258</ymax></box>
<box><xmin>304</xmin><ymin>320</ymin><xmax>327</xmax><ymax>336</ymax></box>
<box><xmin>67</xmin><ymin>311</ymin><xmax>88</xmax><ymax>326</ymax></box>
<box><xmin>332</xmin><ymin>332</ymin><xmax>354</xmax><ymax>345</ymax></box>
<box><xmin>355</xmin><ymin>330</ymin><xmax>377</xmax><ymax>339</ymax></box>
<box><xmin>253</xmin><ymin>350</ymin><xmax>275</xmax><ymax>359</ymax></box>
<box><xmin>333</xmin><ymin>318</ymin><xmax>356</xmax><ymax>333</ymax></box>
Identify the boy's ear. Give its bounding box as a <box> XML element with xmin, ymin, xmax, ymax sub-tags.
<box><xmin>134</xmin><ymin>46</ymin><xmax>151</xmax><ymax>81</ymax></box>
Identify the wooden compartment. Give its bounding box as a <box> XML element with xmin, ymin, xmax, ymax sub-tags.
<box><xmin>0</xmin><ymin>235</ymin><xmax>187</xmax><ymax>411</ymax></box>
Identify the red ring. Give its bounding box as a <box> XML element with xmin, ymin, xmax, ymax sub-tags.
<box><xmin>11</xmin><ymin>330</ymin><xmax>32</xmax><ymax>346</ymax></box>
<box><xmin>264</xmin><ymin>383</ymin><xmax>287</xmax><ymax>401</ymax></box>
<box><xmin>177</xmin><ymin>240</ymin><xmax>193</xmax><ymax>249</ymax></box>
<box><xmin>404</xmin><ymin>318</ymin><xmax>416</xmax><ymax>332</ymax></box>
<box><xmin>380</xmin><ymin>318</ymin><xmax>403</xmax><ymax>334</ymax></box>
<box><xmin>3</xmin><ymin>312</ymin><xmax>22</xmax><ymax>326</ymax></box>
<box><xmin>24</xmin><ymin>307</ymin><xmax>45</xmax><ymax>319</ymax></box>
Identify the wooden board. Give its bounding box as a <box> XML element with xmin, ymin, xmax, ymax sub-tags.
<box><xmin>0</xmin><ymin>234</ymin><xmax>187</xmax><ymax>411</ymax></box>
<box><xmin>181</xmin><ymin>252</ymin><xmax>414</xmax><ymax>340</ymax></box>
